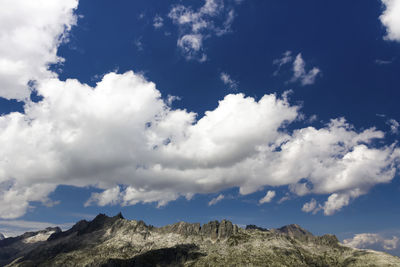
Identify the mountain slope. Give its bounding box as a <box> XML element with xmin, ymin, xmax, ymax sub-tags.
<box><xmin>1</xmin><ymin>213</ymin><xmax>399</xmax><ymax>266</ymax></box>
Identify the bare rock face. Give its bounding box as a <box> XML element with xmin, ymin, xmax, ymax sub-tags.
<box><xmin>2</xmin><ymin>213</ymin><xmax>400</xmax><ymax>267</ymax></box>
<box><xmin>159</xmin><ymin>222</ymin><xmax>201</xmax><ymax>236</ymax></box>
<box><xmin>200</xmin><ymin>220</ymin><xmax>219</xmax><ymax>240</ymax></box>
<box><xmin>246</xmin><ymin>224</ymin><xmax>268</xmax><ymax>231</ymax></box>
<box><xmin>217</xmin><ymin>219</ymin><xmax>234</xmax><ymax>239</ymax></box>
<box><xmin>0</xmin><ymin>233</ymin><xmax>5</xmax><ymax>241</ymax></box>
<box><xmin>159</xmin><ymin>219</ymin><xmax>237</xmax><ymax>240</ymax></box>
<box><xmin>276</xmin><ymin>224</ymin><xmax>314</xmax><ymax>241</ymax></box>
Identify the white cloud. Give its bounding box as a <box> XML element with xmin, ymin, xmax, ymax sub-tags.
<box><xmin>273</xmin><ymin>52</ymin><xmax>321</xmax><ymax>85</ymax></box>
<box><xmin>302</xmin><ymin>198</ymin><xmax>321</xmax><ymax>214</ymax></box>
<box><xmin>387</xmin><ymin>118</ymin><xmax>399</xmax><ymax>134</ymax></box>
<box><xmin>344</xmin><ymin>233</ymin><xmax>399</xmax><ymax>251</ymax></box>
<box><xmin>277</xmin><ymin>194</ymin><xmax>291</xmax><ymax>204</ymax></box>
<box><xmin>177</xmin><ymin>34</ymin><xmax>206</xmax><ymax>61</ymax></box>
<box><xmin>0</xmin><ymin>71</ymin><xmax>398</xmax><ymax>218</ymax></box>
<box><xmin>375</xmin><ymin>59</ymin><xmax>393</xmax><ymax>65</ymax></box>
<box><xmin>153</xmin><ymin>15</ymin><xmax>164</xmax><ymax>29</ymax></box>
<box><xmin>85</xmin><ymin>186</ymin><xmax>122</xmax><ymax>207</ymax></box>
<box><xmin>322</xmin><ymin>190</ymin><xmax>361</xmax><ymax>215</ymax></box>
<box><xmin>292</xmin><ymin>53</ymin><xmax>321</xmax><ymax>86</ymax></box>
<box><xmin>0</xmin><ymin>0</ymin><xmax>78</xmax><ymax>100</ymax></box>
<box><xmin>273</xmin><ymin>51</ymin><xmax>293</xmax><ymax>76</ymax></box>
<box><xmin>168</xmin><ymin>0</ymin><xmax>239</xmax><ymax>61</ymax></box>
<box><xmin>380</xmin><ymin>0</ymin><xmax>400</xmax><ymax>42</ymax></box>
<box><xmin>208</xmin><ymin>194</ymin><xmax>224</xmax><ymax>206</ymax></box>
<box><xmin>259</xmin><ymin>190</ymin><xmax>276</xmax><ymax>204</ymax></box>
<box><xmin>220</xmin><ymin>72</ymin><xmax>238</xmax><ymax>90</ymax></box>
<box><xmin>0</xmin><ymin>1</ymin><xmax>399</xmax><ymax>219</ymax></box>
<box><xmin>134</xmin><ymin>37</ymin><xmax>144</xmax><ymax>51</ymax></box>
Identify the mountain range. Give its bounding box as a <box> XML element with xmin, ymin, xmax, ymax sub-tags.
<box><xmin>0</xmin><ymin>213</ymin><xmax>399</xmax><ymax>266</ymax></box>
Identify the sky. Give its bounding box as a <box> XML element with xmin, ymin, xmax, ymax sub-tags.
<box><xmin>0</xmin><ymin>0</ymin><xmax>400</xmax><ymax>256</ymax></box>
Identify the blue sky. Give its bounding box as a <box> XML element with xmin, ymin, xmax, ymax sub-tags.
<box><xmin>1</xmin><ymin>0</ymin><xmax>400</xmax><ymax>256</ymax></box>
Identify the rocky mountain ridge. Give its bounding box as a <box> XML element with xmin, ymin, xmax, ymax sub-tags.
<box><xmin>1</xmin><ymin>213</ymin><xmax>399</xmax><ymax>266</ymax></box>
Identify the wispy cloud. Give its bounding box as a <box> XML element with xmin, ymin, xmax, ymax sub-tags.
<box><xmin>387</xmin><ymin>119</ymin><xmax>399</xmax><ymax>134</ymax></box>
<box><xmin>259</xmin><ymin>190</ymin><xmax>276</xmax><ymax>204</ymax></box>
<box><xmin>375</xmin><ymin>59</ymin><xmax>393</xmax><ymax>65</ymax></box>
<box><xmin>277</xmin><ymin>193</ymin><xmax>291</xmax><ymax>204</ymax></box>
<box><xmin>208</xmin><ymin>194</ymin><xmax>225</xmax><ymax>206</ymax></box>
<box><xmin>220</xmin><ymin>72</ymin><xmax>238</xmax><ymax>90</ymax></box>
<box><xmin>292</xmin><ymin>53</ymin><xmax>321</xmax><ymax>86</ymax></box>
<box><xmin>134</xmin><ymin>37</ymin><xmax>144</xmax><ymax>51</ymax></box>
<box><xmin>273</xmin><ymin>51</ymin><xmax>293</xmax><ymax>76</ymax></box>
<box><xmin>153</xmin><ymin>15</ymin><xmax>164</xmax><ymax>29</ymax></box>
<box><xmin>273</xmin><ymin>52</ymin><xmax>321</xmax><ymax>86</ymax></box>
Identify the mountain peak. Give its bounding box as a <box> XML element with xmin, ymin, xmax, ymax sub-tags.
<box><xmin>2</xmin><ymin>216</ymin><xmax>400</xmax><ymax>266</ymax></box>
<box><xmin>115</xmin><ymin>211</ymin><xmax>124</xmax><ymax>219</ymax></box>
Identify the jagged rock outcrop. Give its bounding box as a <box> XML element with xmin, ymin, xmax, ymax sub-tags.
<box><xmin>276</xmin><ymin>224</ymin><xmax>314</xmax><ymax>239</ymax></box>
<box><xmin>246</xmin><ymin>224</ymin><xmax>268</xmax><ymax>231</ymax></box>
<box><xmin>158</xmin><ymin>219</ymin><xmax>238</xmax><ymax>240</ymax></box>
<box><xmin>159</xmin><ymin>222</ymin><xmax>201</xmax><ymax>236</ymax></box>
<box><xmin>1</xmin><ymin>213</ymin><xmax>400</xmax><ymax>267</ymax></box>
<box><xmin>0</xmin><ymin>233</ymin><xmax>4</xmax><ymax>240</ymax></box>
<box><xmin>200</xmin><ymin>220</ymin><xmax>219</xmax><ymax>239</ymax></box>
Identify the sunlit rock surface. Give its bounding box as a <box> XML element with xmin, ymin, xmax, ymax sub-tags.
<box><xmin>1</xmin><ymin>213</ymin><xmax>399</xmax><ymax>266</ymax></box>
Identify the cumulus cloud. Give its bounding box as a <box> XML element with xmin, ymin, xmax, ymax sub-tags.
<box><xmin>302</xmin><ymin>198</ymin><xmax>321</xmax><ymax>214</ymax></box>
<box><xmin>344</xmin><ymin>233</ymin><xmax>399</xmax><ymax>251</ymax></box>
<box><xmin>85</xmin><ymin>186</ymin><xmax>122</xmax><ymax>207</ymax></box>
<box><xmin>220</xmin><ymin>72</ymin><xmax>238</xmax><ymax>90</ymax></box>
<box><xmin>208</xmin><ymin>194</ymin><xmax>225</xmax><ymax>206</ymax></box>
<box><xmin>168</xmin><ymin>0</ymin><xmax>239</xmax><ymax>61</ymax></box>
<box><xmin>0</xmin><ymin>0</ymin><xmax>399</xmax><ymax>219</ymax></box>
<box><xmin>322</xmin><ymin>190</ymin><xmax>361</xmax><ymax>215</ymax></box>
<box><xmin>259</xmin><ymin>190</ymin><xmax>276</xmax><ymax>204</ymax></box>
<box><xmin>0</xmin><ymin>0</ymin><xmax>78</xmax><ymax>100</ymax></box>
<box><xmin>380</xmin><ymin>0</ymin><xmax>400</xmax><ymax>42</ymax></box>
<box><xmin>0</xmin><ymin>71</ymin><xmax>399</xmax><ymax>218</ymax></box>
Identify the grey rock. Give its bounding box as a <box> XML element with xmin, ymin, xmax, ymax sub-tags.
<box><xmin>2</xmin><ymin>213</ymin><xmax>400</xmax><ymax>267</ymax></box>
<box><xmin>200</xmin><ymin>220</ymin><xmax>219</xmax><ymax>240</ymax></box>
<box><xmin>246</xmin><ymin>224</ymin><xmax>268</xmax><ymax>231</ymax></box>
<box><xmin>160</xmin><ymin>222</ymin><xmax>201</xmax><ymax>236</ymax></box>
<box><xmin>276</xmin><ymin>224</ymin><xmax>314</xmax><ymax>241</ymax></box>
<box><xmin>233</xmin><ymin>224</ymin><xmax>239</xmax><ymax>235</ymax></box>
<box><xmin>0</xmin><ymin>233</ymin><xmax>4</xmax><ymax>240</ymax></box>
<box><xmin>217</xmin><ymin>219</ymin><xmax>233</xmax><ymax>239</ymax></box>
